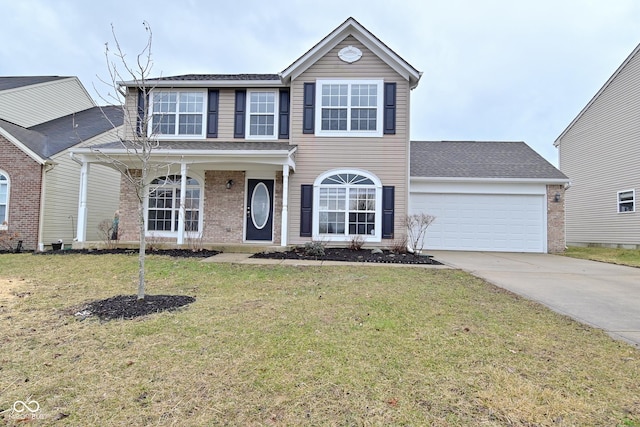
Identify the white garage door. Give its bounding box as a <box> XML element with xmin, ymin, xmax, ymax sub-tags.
<box><xmin>410</xmin><ymin>193</ymin><xmax>545</xmax><ymax>252</ymax></box>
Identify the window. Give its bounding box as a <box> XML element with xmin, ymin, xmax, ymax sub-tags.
<box><xmin>618</xmin><ymin>190</ymin><xmax>635</xmax><ymax>213</ymax></box>
<box><xmin>315</xmin><ymin>80</ymin><xmax>383</xmax><ymax>137</ymax></box>
<box><xmin>314</xmin><ymin>171</ymin><xmax>381</xmax><ymax>242</ymax></box>
<box><xmin>0</xmin><ymin>171</ymin><xmax>8</xmax><ymax>230</ymax></box>
<box><xmin>147</xmin><ymin>175</ymin><xmax>201</xmax><ymax>234</ymax></box>
<box><xmin>150</xmin><ymin>90</ymin><xmax>206</xmax><ymax>138</ymax></box>
<box><xmin>246</xmin><ymin>91</ymin><xmax>278</xmax><ymax>139</ymax></box>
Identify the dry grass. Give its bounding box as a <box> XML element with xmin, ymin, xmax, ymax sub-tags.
<box><xmin>563</xmin><ymin>246</ymin><xmax>640</xmax><ymax>268</ymax></box>
<box><xmin>0</xmin><ymin>253</ymin><xmax>639</xmax><ymax>426</ymax></box>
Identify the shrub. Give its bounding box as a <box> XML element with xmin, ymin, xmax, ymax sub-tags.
<box><xmin>303</xmin><ymin>241</ymin><xmax>326</xmax><ymax>257</ymax></box>
<box><xmin>406</xmin><ymin>213</ymin><xmax>436</xmax><ymax>254</ymax></box>
<box><xmin>348</xmin><ymin>235</ymin><xmax>365</xmax><ymax>251</ymax></box>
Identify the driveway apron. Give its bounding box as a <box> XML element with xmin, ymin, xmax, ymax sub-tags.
<box><xmin>429</xmin><ymin>251</ymin><xmax>640</xmax><ymax>348</ymax></box>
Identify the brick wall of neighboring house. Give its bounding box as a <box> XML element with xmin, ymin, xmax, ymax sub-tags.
<box><xmin>547</xmin><ymin>184</ymin><xmax>566</xmax><ymax>253</ymax></box>
<box><xmin>0</xmin><ymin>135</ymin><xmax>42</xmax><ymax>250</ymax></box>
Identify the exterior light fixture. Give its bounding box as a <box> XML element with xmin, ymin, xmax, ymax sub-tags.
<box><xmin>554</xmin><ymin>192</ymin><xmax>561</xmax><ymax>203</ymax></box>
<box><xmin>226</xmin><ymin>179</ymin><xmax>234</xmax><ymax>189</ymax></box>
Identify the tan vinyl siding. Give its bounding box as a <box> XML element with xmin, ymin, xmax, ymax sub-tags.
<box><xmin>0</xmin><ymin>78</ymin><xmax>95</xmax><ymax>127</ymax></box>
<box><xmin>558</xmin><ymin>49</ymin><xmax>640</xmax><ymax>247</ymax></box>
<box><xmin>288</xmin><ymin>36</ymin><xmax>411</xmax><ymax>245</ymax></box>
<box><xmin>42</xmin><ymin>129</ymin><xmax>122</xmax><ymax>244</ymax></box>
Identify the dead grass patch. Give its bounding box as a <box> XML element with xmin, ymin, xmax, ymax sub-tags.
<box><xmin>0</xmin><ymin>253</ymin><xmax>639</xmax><ymax>426</ymax></box>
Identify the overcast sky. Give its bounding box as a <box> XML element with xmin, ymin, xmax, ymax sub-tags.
<box><xmin>1</xmin><ymin>0</ymin><xmax>639</xmax><ymax>165</ymax></box>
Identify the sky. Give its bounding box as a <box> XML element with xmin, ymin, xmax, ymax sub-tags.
<box><xmin>1</xmin><ymin>0</ymin><xmax>639</xmax><ymax>166</ymax></box>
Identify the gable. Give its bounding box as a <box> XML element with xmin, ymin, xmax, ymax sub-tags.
<box><xmin>281</xmin><ymin>17</ymin><xmax>421</xmax><ymax>88</ymax></box>
<box><xmin>555</xmin><ymin>42</ymin><xmax>640</xmax><ymax>146</ymax></box>
<box><xmin>0</xmin><ymin>77</ymin><xmax>95</xmax><ymax>128</ymax></box>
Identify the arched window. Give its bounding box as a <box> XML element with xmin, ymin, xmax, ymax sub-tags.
<box><xmin>0</xmin><ymin>171</ymin><xmax>8</xmax><ymax>230</ymax></box>
<box><xmin>314</xmin><ymin>170</ymin><xmax>382</xmax><ymax>242</ymax></box>
<box><xmin>147</xmin><ymin>175</ymin><xmax>201</xmax><ymax>233</ymax></box>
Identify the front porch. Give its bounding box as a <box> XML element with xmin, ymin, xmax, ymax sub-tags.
<box><xmin>71</xmin><ymin>141</ymin><xmax>297</xmax><ymax>249</ymax></box>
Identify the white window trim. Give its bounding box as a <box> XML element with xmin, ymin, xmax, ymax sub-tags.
<box><xmin>617</xmin><ymin>189</ymin><xmax>635</xmax><ymax>213</ymax></box>
<box><xmin>245</xmin><ymin>90</ymin><xmax>279</xmax><ymax>140</ymax></box>
<box><xmin>315</xmin><ymin>79</ymin><xmax>384</xmax><ymax>138</ymax></box>
<box><xmin>144</xmin><ymin>173</ymin><xmax>204</xmax><ymax>238</ymax></box>
<box><xmin>312</xmin><ymin>169</ymin><xmax>382</xmax><ymax>243</ymax></box>
<box><xmin>149</xmin><ymin>89</ymin><xmax>208</xmax><ymax>139</ymax></box>
<box><xmin>0</xmin><ymin>170</ymin><xmax>8</xmax><ymax>231</ymax></box>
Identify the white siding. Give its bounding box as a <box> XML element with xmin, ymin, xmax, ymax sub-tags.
<box><xmin>0</xmin><ymin>78</ymin><xmax>95</xmax><ymax>127</ymax></box>
<box><xmin>557</xmin><ymin>48</ymin><xmax>640</xmax><ymax>247</ymax></box>
<box><xmin>42</xmin><ymin>129</ymin><xmax>122</xmax><ymax>245</ymax></box>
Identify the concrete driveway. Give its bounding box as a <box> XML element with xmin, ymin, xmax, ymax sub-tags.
<box><xmin>429</xmin><ymin>251</ymin><xmax>640</xmax><ymax>348</ymax></box>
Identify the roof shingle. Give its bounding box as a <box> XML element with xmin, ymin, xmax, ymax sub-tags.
<box><xmin>410</xmin><ymin>141</ymin><xmax>568</xmax><ymax>180</ymax></box>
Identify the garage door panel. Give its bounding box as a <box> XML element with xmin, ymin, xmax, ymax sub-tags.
<box><xmin>410</xmin><ymin>193</ymin><xmax>545</xmax><ymax>252</ymax></box>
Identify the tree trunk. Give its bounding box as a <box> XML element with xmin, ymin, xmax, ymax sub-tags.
<box><xmin>137</xmin><ymin>196</ymin><xmax>146</xmax><ymax>300</ymax></box>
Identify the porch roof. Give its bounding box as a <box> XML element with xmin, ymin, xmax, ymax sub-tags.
<box><xmin>71</xmin><ymin>140</ymin><xmax>297</xmax><ymax>170</ymax></box>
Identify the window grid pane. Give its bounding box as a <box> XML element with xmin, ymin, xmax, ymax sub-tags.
<box><xmin>178</xmin><ymin>114</ymin><xmax>203</xmax><ymax>135</ymax></box>
<box><xmin>248</xmin><ymin>92</ymin><xmax>276</xmax><ymax>136</ymax></box>
<box><xmin>320</xmin><ymin>83</ymin><xmax>378</xmax><ymax>132</ymax></box>
<box><xmin>151</xmin><ymin>91</ymin><xmax>205</xmax><ymax>136</ymax></box>
<box><xmin>148</xmin><ymin>178</ymin><xmax>201</xmax><ymax>232</ymax></box>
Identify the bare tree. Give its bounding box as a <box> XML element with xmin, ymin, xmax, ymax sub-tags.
<box><xmin>406</xmin><ymin>213</ymin><xmax>436</xmax><ymax>254</ymax></box>
<box><xmin>93</xmin><ymin>21</ymin><xmax>167</xmax><ymax>300</ymax></box>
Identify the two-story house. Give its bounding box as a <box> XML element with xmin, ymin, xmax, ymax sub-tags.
<box><xmin>72</xmin><ymin>18</ymin><xmax>568</xmax><ymax>253</ymax></box>
<box><xmin>555</xmin><ymin>42</ymin><xmax>640</xmax><ymax>249</ymax></box>
<box><xmin>0</xmin><ymin>76</ymin><xmax>123</xmax><ymax>251</ymax></box>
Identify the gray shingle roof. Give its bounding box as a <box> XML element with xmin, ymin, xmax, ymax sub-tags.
<box><xmin>0</xmin><ymin>76</ymin><xmax>69</xmax><ymax>91</ymax></box>
<box><xmin>0</xmin><ymin>106</ymin><xmax>123</xmax><ymax>159</ymax></box>
<box><xmin>410</xmin><ymin>141</ymin><xmax>568</xmax><ymax>180</ymax></box>
<box><xmin>149</xmin><ymin>74</ymin><xmax>281</xmax><ymax>82</ymax></box>
<box><xmin>90</xmin><ymin>140</ymin><xmax>295</xmax><ymax>152</ymax></box>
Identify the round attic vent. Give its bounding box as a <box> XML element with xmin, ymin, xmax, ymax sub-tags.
<box><xmin>338</xmin><ymin>46</ymin><xmax>362</xmax><ymax>63</ymax></box>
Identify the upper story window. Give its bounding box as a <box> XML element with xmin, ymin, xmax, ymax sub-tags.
<box><xmin>246</xmin><ymin>91</ymin><xmax>278</xmax><ymax>139</ymax></box>
<box><xmin>150</xmin><ymin>90</ymin><xmax>206</xmax><ymax>138</ymax></box>
<box><xmin>0</xmin><ymin>171</ymin><xmax>8</xmax><ymax>230</ymax></box>
<box><xmin>618</xmin><ymin>189</ymin><xmax>635</xmax><ymax>213</ymax></box>
<box><xmin>315</xmin><ymin>79</ymin><xmax>383</xmax><ymax>137</ymax></box>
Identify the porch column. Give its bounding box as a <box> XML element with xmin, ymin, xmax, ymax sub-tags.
<box><xmin>280</xmin><ymin>165</ymin><xmax>289</xmax><ymax>246</ymax></box>
<box><xmin>76</xmin><ymin>161</ymin><xmax>90</xmax><ymax>242</ymax></box>
<box><xmin>177</xmin><ymin>162</ymin><xmax>188</xmax><ymax>245</ymax></box>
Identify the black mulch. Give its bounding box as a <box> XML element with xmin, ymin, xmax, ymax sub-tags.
<box><xmin>77</xmin><ymin>294</ymin><xmax>196</xmax><ymax>321</ymax></box>
<box><xmin>252</xmin><ymin>247</ymin><xmax>442</xmax><ymax>265</ymax></box>
<box><xmin>32</xmin><ymin>248</ymin><xmax>221</xmax><ymax>258</ymax></box>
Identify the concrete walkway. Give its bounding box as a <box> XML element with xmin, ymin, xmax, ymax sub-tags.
<box><xmin>429</xmin><ymin>251</ymin><xmax>640</xmax><ymax>348</ymax></box>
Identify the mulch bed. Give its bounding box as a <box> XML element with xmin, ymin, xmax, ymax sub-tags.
<box><xmin>76</xmin><ymin>294</ymin><xmax>196</xmax><ymax>321</ymax></box>
<box><xmin>32</xmin><ymin>248</ymin><xmax>221</xmax><ymax>258</ymax></box>
<box><xmin>252</xmin><ymin>247</ymin><xmax>442</xmax><ymax>265</ymax></box>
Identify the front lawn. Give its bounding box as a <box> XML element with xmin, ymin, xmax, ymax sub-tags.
<box><xmin>564</xmin><ymin>246</ymin><xmax>640</xmax><ymax>268</ymax></box>
<box><xmin>0</xmin><ymin>254</ymin><xmax>639</xmax><ymax>426</ymax></box>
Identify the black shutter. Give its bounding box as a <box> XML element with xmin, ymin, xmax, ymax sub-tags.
<box><xmin>300</xmin><ymin>185</ymin><xmax>313</xmax><ymax>237</ymax></box>
<box><xmin>383</xmin><ymin>82</ymin><xmax>396</xmax><ymax>135</ymax></box>
<box><xmin>136</xmin><ymin>89</ymin><xmax>146</xmax><ymax>137</ymax></box>
<box><xmin>206</xmin><ymin>89</ymin><xmax>219</xmax><ymax>138</ymax></box>
<box><xmin>278</xmin><ymin>89</ymin><xmax>290</xmax><ymax>139</ymax></box>
<box><xmin>303</xmin><ymin>83</ymin><xmax>315</xmax><ymax>134</ymax></box>
<box><xmin>234</xmin><ymin>90</ymin><xmax>246</xmax><ymax>138</ymax></box>
<box><xmin>382</xmin><ymin>186</ymin><xmax>395</xmax><ymax>239</ymax></box>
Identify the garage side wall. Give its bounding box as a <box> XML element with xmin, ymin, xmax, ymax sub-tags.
<box><xmin>547</xmin><ymin>184</ymin><xmax>566</xmax><ymax>253</ymax></box>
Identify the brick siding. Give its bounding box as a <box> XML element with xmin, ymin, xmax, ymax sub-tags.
<box><xmin>547</xmin><ymin>184</ymin><xmax>566</xmax><ymax>253</ymax></box>
<box><xmin>0</xmin><ymin>135</ymin><xmax>42</xmax><ymax>250</ymax></box>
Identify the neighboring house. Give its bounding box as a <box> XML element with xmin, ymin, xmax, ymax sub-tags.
<box><xmin>555</xmin><ymin>42</ymin><xmax>640</xmax><ymax>249</ymax></box>
<box><xmin>72</xmin><ymin>18</ymin><xmax>567</xmax><ymax>253</ymax></box>
<box><xmin>0</xmin><ymin>76</ymin><xmax>123</xmax><ymax>250</ymax></box>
